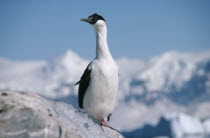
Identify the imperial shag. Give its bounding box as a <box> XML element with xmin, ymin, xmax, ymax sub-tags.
<box><xmin>76</xmin><ymin>13</ymin><xmax>119</xmax><ymax>127</ymax></box>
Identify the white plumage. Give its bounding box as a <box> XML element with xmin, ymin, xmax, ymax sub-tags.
<box><xmin>76</xmin><ymin>14</ymin><xmax>119</xmax><ymax>125</ymax></box>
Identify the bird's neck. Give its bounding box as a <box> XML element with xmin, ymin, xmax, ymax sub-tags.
<box><xmin>94</xmin><ymin>24</ymin><xmax>112</xmax><ymax>60</ymax></box>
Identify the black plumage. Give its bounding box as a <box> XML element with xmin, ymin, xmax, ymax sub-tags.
<box><xmin>75</xmin><ymin>63</ymin><xmax>91</xmax><ymax>108</ymax></box>
<box><xmin>108</xmin><ymin>114</ymin><xmax>112</xmax><ymax>122</ymax></box>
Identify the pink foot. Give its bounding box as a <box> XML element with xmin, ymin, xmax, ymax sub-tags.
<box><xmin>100</xmin><ymin>120</ymin><xmax>120</xmax><ymax>133</ymax></box>
<box><xmin>101</xmin><ymin>120</ymin><xmax>109</xmax><ymax>127</ymax></box>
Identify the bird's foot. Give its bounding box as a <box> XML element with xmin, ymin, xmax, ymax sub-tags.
<box><xmin>100</xmin><ymin>121</ymin><xmax>120</xmax><ymax>133</ymax></box>
<box><xmin>101</xmin><ymin>120</ymin><xmax>109</xmax><ymax>127</ymax></box>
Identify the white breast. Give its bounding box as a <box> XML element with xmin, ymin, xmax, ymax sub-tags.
<box><xmin>83</xmin><ymin>59</ymin><xmax>119</xmax><ymax>121</ymax></box>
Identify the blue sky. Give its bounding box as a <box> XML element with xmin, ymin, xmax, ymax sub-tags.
<box><xmin>0</xmin><ymin>0</ymin><xmax>210</xmax><ymax>61</ymax></box>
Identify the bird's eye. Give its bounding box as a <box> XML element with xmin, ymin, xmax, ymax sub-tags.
<box><xmin>93</xmin><ymin>17</ymin><xmax>97</xmax><ymax>20</ymax></box>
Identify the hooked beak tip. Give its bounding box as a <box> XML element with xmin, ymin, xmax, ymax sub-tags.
<box><xmin>81</xmin><ymin>18</ymin><xmax>87</xmax><ymax>22</ymax></box>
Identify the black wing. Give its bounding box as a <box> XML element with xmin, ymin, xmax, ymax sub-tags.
<box><xmin>75</xmin><ymin>63</ymin><xmax>91</xmax><ymax>109</ymax></box>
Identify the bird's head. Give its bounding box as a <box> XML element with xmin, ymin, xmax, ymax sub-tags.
<box><xmin>81</xmin><ymin>13</ymin><xmax>106</xmax><ymax>26</ymax></box>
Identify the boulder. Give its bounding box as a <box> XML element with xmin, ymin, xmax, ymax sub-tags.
<box><xmin>0</xmin><ymin>90</ymin><xmax>124</xmax><ymax>138</ymax></box>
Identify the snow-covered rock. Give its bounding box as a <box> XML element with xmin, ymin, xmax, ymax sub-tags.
<box><xmin>0</xmin><ymin>90</ymin><xmax>124</xmax><ymax>138</ymax></box>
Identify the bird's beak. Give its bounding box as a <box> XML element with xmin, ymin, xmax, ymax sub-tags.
<box><xmin>81</xmin><ymin>18</ymin><xmax>90</xmax><ymax>23</ymax></box>
<box><xmin>81</xmin><ymin>16</ymin><xmax>94</xmax><ymax>24</ymax></box>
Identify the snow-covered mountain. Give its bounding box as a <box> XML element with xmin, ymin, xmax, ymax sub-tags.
<box><xmin>1</xmin><ymin>50</ymin><xmax>210</xmax><ymax>137</ymax></box>
<box><xmin>122</xmin><ymin>113</ymin><xmax>210</xmax><ymax>138</ymax></box>
<box><xmin>0</xmin><ymin>51</ymin><xmax>88</xmax><ymax>99</ymax></box>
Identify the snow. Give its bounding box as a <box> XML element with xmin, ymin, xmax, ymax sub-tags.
<box><xmin>135</xmin><ymin>51</ymin><xmax>210</xmax><ymax>92</ymax></box>
<box><xmin>167</xmin><ymin>113</ymin><xmax>205</xmax><ymax>137</ymax></box>
<box><xmin>111</xmin><ymin>98</ymin><xmax>186</xmax><ymax>131</ymax></box>
<box><xmin>0</xmin><ymin>51</ymin><xmax>88</xmax><ymax>98</ymax></box>
<box><xmin>204</xmin><ymin>119</ymin><xmax>210</xmax><ymax>133</ymax></box>
<box><xmin>1</xmin><ymin>50</ymin><xmax>210</xmax><ymax>136</ymax></box>
<box><xmin>122</xmin><ymin>113</ymin><xmax>210</xmax><ymax>137</ymax></box>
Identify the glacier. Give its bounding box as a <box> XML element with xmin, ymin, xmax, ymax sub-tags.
<box><xmin>0</xmin><ymin>50</ymin><xmax>210</xmax><ymax>137</ymax></box>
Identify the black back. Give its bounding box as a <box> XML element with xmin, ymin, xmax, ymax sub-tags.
<box><xmin>75</xmin><ymin>63</ymin><xmax>91</xmax><ymax>108</ymax></box>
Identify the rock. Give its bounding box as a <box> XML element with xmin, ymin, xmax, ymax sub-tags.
<box><xmin>0</xmin><ymin>90</ymin><xmax>124</xmax><ymax>138</ymax></box>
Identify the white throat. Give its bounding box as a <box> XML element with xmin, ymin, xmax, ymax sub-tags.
<box><xmin>93</xmin><ymin>20</ymin><xmax>112</xmax><ymax>60</ymax></box>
